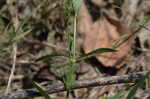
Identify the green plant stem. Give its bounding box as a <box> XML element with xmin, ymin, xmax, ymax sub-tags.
<box><xmin>73</xmin><ymin>14</ymin><xmax>77</xmax><ymax>58</ymax></box>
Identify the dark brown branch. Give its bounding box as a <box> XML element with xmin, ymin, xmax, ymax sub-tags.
<box><xmin>0</xmin><ymin>71</ymin><xmax>147</xmax><ymax>99</ymax></box>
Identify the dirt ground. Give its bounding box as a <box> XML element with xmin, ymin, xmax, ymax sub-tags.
<box><xmin>0</xmin><ymin>0</ymin><xmax>150</xmax><ymax>99</ymax></box>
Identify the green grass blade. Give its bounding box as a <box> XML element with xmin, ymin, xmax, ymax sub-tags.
<box><xmin>35</xmin><ymin>54</ymin><xmax>68</xmax><ymax>62</ymax></box>
<box><xmin>15</xmin><ymin>16</ymin><xmax>31</xmax><ymax>35</ymax></box>
<box><xmin>126</xmin><ymin>71</ymin><xmax>150</xmax><ymax>99</ymax></box>
<box><xmin>32</xmin><ymin>81</ymin><xmax>52</xmax><ymax>99</ymax></box>
<box><xmin>0</xmin><ymin>16</ymin><xmax>7</xmax><ymax>25</ymax></box>
<box><xmin>110</xmin><ymin>90</ymin><xmax>125</xmax><ymax>99</ymax></box>
<box><xmin>76</xmin><ymin>48</ymin><xmax>116</xmax><ymax>62</ymax></box>
<box><xmin>99</xmin><ymin>89</ymin><xmax>125</xmax><ymax>99</ymax></box>
<box><xmin>99</xmin><ymin>97</ymin><xmax>111</xmax><ymax>99</ymax></box>
<box><xmin>47</xmin><ymin>0</ymin><xmax>58</xmax><ymax>2</ymax></box>
<box><xmin>134</xmin><ymin>16</ymin><xmax>150</xmax><ymax>33</ymax></box>
<box><xmin>0</xmin><ymin>49</ymin><xmax>10</xmax><ymax>54</ymax></box>
<box><xmin>8</xmin><ymin>16</ymin><xmax>31</xmax><ymax>44</ymax></box>
<box><xmin>11</xmin><ymin>29</ymin><xmax>32</xmax><ymax>43</ymax></box>
<box><xmin>73</xmin><ymin>0</ymin><xmax>83</xmax><ymax>13</ymax></box>
<box><xmin>0</xmin><ymin>15</ymin><xmax>9</xmax><ymax>25</ymax></box>
<box><xmin>112</xmin><ymin>34</ymin><xmax>129</xmax><ymax>48</ymax></box>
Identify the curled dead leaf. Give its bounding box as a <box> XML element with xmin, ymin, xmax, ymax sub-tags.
<box><xmin>77</xmin><ymin>2</ymin><xmax>133</xmax><ymax>68</ymax></box>
<box><xmin>77</xmin><ymin>2</ymin><xmax>93</xmax><ymax>34</ymax></box>
<box><xmin>83</xmin><ymin>15</ymin><xmax>132</xmax><ymax>68</ymax></box>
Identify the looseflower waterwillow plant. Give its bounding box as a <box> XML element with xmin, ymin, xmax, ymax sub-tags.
<box><xmin>33</xmin><ymin>0</ymin><xmax>116</xmax><ymax>99</ymax></box>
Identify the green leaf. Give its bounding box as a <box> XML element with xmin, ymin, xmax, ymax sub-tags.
<box><xmin>110</xmin><ymin>90</ymin><xmax>125</xmax><ymax>99</ymax></box>
<box><xmin>134</xmin><ymin>16</ymin><xmax>150</xmax><ymax>33</ymax></box>
<box><xmin>47</xmin><ymin>0</ymin><xmax>58</xmax><ymax>2</ymax></box>
<box><xmin>15</xmin><ymin>16</ymin><xmax>31</xmax><ymax>35</ymax></box>
<box><xmin>11</xmin><ymin>29</ymin><xmax>32</xmax><ymax>43</ymax></box>
<box><xmin>99</xmin><ymin>97</ymin><xmax>111</xmax><ymax>99</ymax></box>
<box><xmin>112</xmin><ymin>34</ymin><xmax>129</xmax><ymax>48</ymax></box>
<box><xmin>0</xmin><ymin>49</ymin><xmax>10</xmax><ymax>54</ymax></box>
<box><xmin>69</xmin><ymin>38</ymin><xmax>74</xmax><ymax>57</ymax></box>
<box><xmin>0</xmin><ymin>16</ymin><xmax>5</xmax><ymax>25</ymax></box>
<box><xmin>35</xmin><ymin>54</ymin><xmax>68</xmax><ymax>62</ymax></box>
<box><xmin>32</xmin><ymin>81</ymin><xmax>52</xmax><ymax>99</ymax></box>
<box><xmin>73</xmin><ymin>0</ymin><xmax>83</xmax><ymax>13</ymax></box>
<box><xmin>9</xmin><ymin>16</ymin><xmax>31</xmax><ymax>44</ymax></box>
<box><xmin>63</xmin><ymin>62</ymin><xmax>76</xmax><ymax>99</ymax></box>
<box><xmin>64</xmin><ymin>66</ymin><xmax>76</xmax><ymax>90</ymax></box>
<box><xmin>63</xmin><ymin>0</ymin><xmax>75</xmax><ymax>16</ymax></box>
<box><xmin>126</xmin><ymin>71</ymin><xmax>150</xmax><ymax>99</ymax></box>
<box><xmin>76</xmin><ymin>48</ymin><xmax>116</xmax><ymax>62</ymax></box>
<box><xmin>99</xmin><ymin>89</ymin><xmax>125</xmax><ymax>99</ymax></box>
<box><xmin>0</xmin><ymin>16</ymin><xmax>9</xmax><ymax>26</ymax></box>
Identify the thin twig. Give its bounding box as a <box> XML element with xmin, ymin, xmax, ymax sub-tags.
<box><xmin>5</xmin><ymin>44</ymin><xmax>17</xmax><ymax>94</ymax></box>
<box><xmin>5</xmin><ymin>0</ymin><xmax>19</xmax><ymax>94</ymax></box>
<box><xmin>0</xmin><ymin>71</ymin><xmax>148</xmax><ymax>99</ymax></box>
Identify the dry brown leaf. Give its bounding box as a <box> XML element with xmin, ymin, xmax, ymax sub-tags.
<box><xmin>77</xmin><ymin>2</ymin><xmax>93</xmax><ymax>34</ymax></box>
<box><xmin>82</xmin><ymin>15</ymin><xmax>132</xmax><ymax>68</ymax></box>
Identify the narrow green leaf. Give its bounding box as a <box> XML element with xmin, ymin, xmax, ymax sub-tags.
<box><xmin>0</xmin><ymin>16</ymin><xmax>9</xmax><ymax>26</ymax></box>
<box><xmin>17</xmin><ymin>16</ymin><xmax>31</xmax><ymax>33</ymax></box>
<box><xmin>35</xmin><ymin>54</ymin><xmax>68</xmax><ymax>62</ymax></box>
<box><xmin>0</xmin><ymin>16</ymin><xmax>5</xmax><ymax>25</ymax></box>
<box><xmin>126</xmin><ymin>71</ymin><xmax>150</xmax><ymax>99</ymax></box>
<box><xmin>69</xmin><ymin>38</ymin><xmax>74</xmax><ymax>57</ymax></box>
<box><xmin>9</xmin><ymin>16</ymin><xmax>31</xmax><ymax>44</ymax></box>
<box><xmin>47</xmin><ymin>0</ymin><xmax>57</xmax><ymax>2</ymax></box>
<box><xmin>99</xmin><ymin>89</ymin><xmax>125</xmax><ymax>99</ymax></box>
<box><xmin>11</xmin><ymin>29</ymin><xmax>32</xmax><ymax>43</ymax></box>
<box><xmin>76</xmin><ymin>48</ymin><xmax>116</xmax><ymax>62</ymax></box>
<box><xmin>99</xmin><ymin>85</ymin><xmax>135</xmax><ymax>99</ymax></box>
<box><xmin>32</xmin><ymin>81</ymin><xmax>52</xmax><ymax>99</ymax></box>
<box><xmin>134</xmin><ymin>16</ymin><xmax>150</xmax><ymax>33</ymax></box>
<box><xmin>99</xmin><ymin>97</ymin><xmax>111</xmax><ymax>99</ymax></box>
<box><xmin>0</xmin><ymin>49</ymin><xmax>10</xmax><ymax>54</ymax></box>
<box><xmin>110</xmin><ymin>90</ymin><xmax>125</xmax><ymax>99</ymax></box>
<box><xmin>73</xmin><ymin>0</ymin><xmax>83</xmax><ymax>13</ymax></box>
<box><xmin>112</xmin><ymin>34</ymin><xmax>129</xmax><ymax>48</ymax></box>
